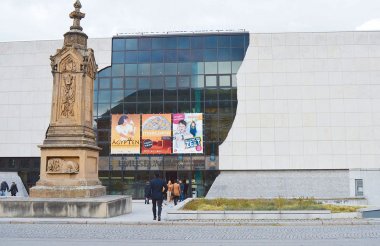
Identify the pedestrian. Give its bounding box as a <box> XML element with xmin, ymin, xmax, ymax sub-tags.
<box><xmin>183</xmin><ymin>179</ymin><xmax>188</xmax><ymax>199</ymax></box>
<box><xmin>9</xmin><ymin>182</ymin><xmax>18</xmax><ymax>196</ymax></box>
<box><xmin>179</xmin><ymin>179</ymin><xmax>185</xmax><ymax>202</ymax></box>
<box><xmin>149</xmin><ymin>172</ymin><xmax>167</xmax><ymax>221</ymax></box>
<box><xmin>144</xmin><ymin>181</ymin><xmax>150</xmax><ymax>204</ymax></box>
<box><xmin>0</xmin><ymin>181</ymin><xmax>9</xmax><ymax>196</ymax></box>
<box><xmin>167</xmin><ymin>180</ymin><xmax>173</xmax><ymax>203</ymax></box>
<box><xmin>172</xmin><ymin>179</ymin><xmax>181</xmax><ymax>206</ymax></box>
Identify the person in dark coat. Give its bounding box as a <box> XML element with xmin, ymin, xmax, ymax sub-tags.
<box><xmin>9</xmin><ymin>182</ymin><xmax>18</xmax><ymax>196</ymax></box>
<box><xmin>149</xmin><ymin>172</ymin><xmax>167</xmax><ymax>221</ymax></box>
<box><xmin>0</xmin><ymin>181</ymin><xmax>9</xmax><ymax>196</ymax></box>
<box><xmin>144</xmin><ymin>181</ymin><xmax>150</xmax><ymax>204</ymax></box>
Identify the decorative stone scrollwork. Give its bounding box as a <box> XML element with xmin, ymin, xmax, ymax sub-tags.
<box><xmin>61</xmin><ymin>74</ymin><xmax>76</xmax><ymax>117</ymax></box>
<box><xmin>62</xmin><ymin>57</ymin><xmax>77</xmax><ymax>72</ymax></box>
<box><xmin>47</xmin><ymin>158</ymin><xmax>79</xmax><ymax>174</ymax></box>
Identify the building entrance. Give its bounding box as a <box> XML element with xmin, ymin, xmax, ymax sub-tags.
<box><xmin>165</xmin><ymin>171</ymin><xmax>177</xmax><ymax>183</ymax></box>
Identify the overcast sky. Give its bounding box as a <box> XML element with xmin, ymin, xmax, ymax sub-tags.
<box><xmin>1</xmin><ymin>0</ymin><xmax>380</xmax><ymax>42</ymax></box>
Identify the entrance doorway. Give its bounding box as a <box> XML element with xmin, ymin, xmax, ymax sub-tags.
<box><xmin>165</xmin><ymin>171</ymin><xmax>177</xmax><ymax>183</ymax></box>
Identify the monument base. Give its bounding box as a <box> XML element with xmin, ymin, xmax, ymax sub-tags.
<box><xmin>29</xmin><ymin>185</ymin><xmax>106</xmax><ymax>198</ymax></box>
<box><xmin>0</xmin><ymin>195</ymin><xmax>131</xmax><ymax>218</ymax></box>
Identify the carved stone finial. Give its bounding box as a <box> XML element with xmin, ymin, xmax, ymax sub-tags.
<box><xmin>69</xmin><ymin>0</ymin><xmax>85</xmax><ymax>32</ymax></box>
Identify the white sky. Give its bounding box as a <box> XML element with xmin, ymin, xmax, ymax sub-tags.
<box><xmin>1</xmin><ymin>0</ymin><xmax>380</xmax><ymax>42</ymax></box>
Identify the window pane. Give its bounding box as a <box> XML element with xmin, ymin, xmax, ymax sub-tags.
<box><xmin>152</xmin><ymin>38</ymin><xmax>164</xmax><ymax>49</ymax></box>
<box><xmin>218</xmin><ymin>48</ymin><xmax>230</xmax><ymax>61</ymax></box>
<box><xmin>232</xmin><ymin>75</ymin><xmax>237</xmax><ymax>87</ymax></box>
<box><xmin>178</xmin><ymin>89</ymin><xmax>190</xmax><ymax>101</ymax></box>
<box><xmin>165</xmin><ymin>50</ymin><xmax>177</xmax><ymax>62</ymax></box>
<box><xmin>138</xmin><ymin>89</ymin><xmax>150</xmax><ymax>102</ymax></box>
<box><xmin>178</xmin><ymin>101</ymin><xmax>191</xmax><ymax>113</ymax></box>
<box><xmin>151</xmin><ymin>76</ymin><xmax>164</xmax><ymax>89</ymax></box>
<box><xmin>138</xmin><ymin>64</ymin><xmax>150</xmax><ymax>76</ymax></box>
<box><xmin>203</xmin><ymin>49</ymin><xmax>216</xmax><ymax>62</ymax></box>
<box><xmin>231</xmin><ymin>35</ymin><xmax>244</xmax><ymax>47</ymax></box>
<box><xmin>112</xmin><ymin>64</ymin><xmax>124</xmax><ymax>76</ymax></box>
<box><xmin>231</xmin><ymin>48</ymin><xmax>245</xmax><ymax>60</ymax></box>
<box><xmin>124</xmin><ymin>103</ymin><xmax>137</xmax><ymax>114</ymax></box>
<box><xmin>151</xmin><ymin>102</ymin><xmax>163</xmax><ymax>113</ymax></box>
<box><xmin>165</xmin><ymin>76</ymin><xmax>176</xmax><ymax>88</ymax></box>
<box><xmin>112</xmin><ymin>51</ymin><xmax>124</xmax><ymax>63</ymax></box>
<box><xmin>191</xmin><ymin>76</ymin><xmax>204</xmax><ymax>88</ymax></box>
<box><xmin>232</xmin><ymin>61</ymin><xmax>242</xmax><ymax>73</ymax></box>
<box><xmin>152</xmin><ymin>50</ymin><xmax>164</xmax><ymax>63</ymax></box>
<box><xmin>165</xmin><ymin>63</ymin><xmax>177</xmax><ymax>75</ymax></box>
<box><xmin>98</xmin><ymin>67</ymin><xmax>111</xmax><ymax>77</ymax></box>
<box><xmin>164</xmin><ymin>102</ymin><xmax>177</xmax><ymax>113</ymax></box>
<box><xmin>125</xmin><ymin>77</ymin><xmax>137</xmax><ymax>89</ymax></box>
<box><xmin>113</xmin><ymin>39</ymin><xmax>125</xmax><ymax>51</ymax></box>
<box><xmin>98</xmin><ymin>90</ymin><xmax>111</xmax><ymax>103</ymax></box>
<box><xmin>192</xmin><ymin>62</ymin><xmax>204</xmax><ymax>74</ymax></box>
<box><xmin>205</xmin><ymin>62</ymin><xmax>217</xmax><ymax>74</ymax></box>
<box><xmin>178</xmin><ymin>50</ymin><xmax>190</xmax><ymax>62</ymax></box>
<box><xmin>151</xmin><ymin>63</ymin><xmax>164</xmax><ymax>75</ymax></box>
<box><xmin>191</xmin><ymin>49</ymin><xmax>203</xmax><ymax>61</ymax></box>
<box><xmin>191</xmin><ymin>88</ymin><xmax>204</xmax><ymax>101</ymax></box>
<box><xmin>178</xmin><ymin>63</ymin><xmax>192</xmax><ymax>75</ymax></box>
<box><xmin>178</xmin><ymin>37</ymin><xmax>190</xmax><ymax>49</ymax></box>
<box><xmin>139</xmin><ymin>51</ymin><xmax>151</xmax><ymax>63</ymax></box>
<box><xmin>124</xmin><ymin>90</ymin><xmax>137</xmax><ymax>102</ymax></box>
<box><xmin>112</xmin><ymin>78</ymin><xmax>123</xmax><ymax>89</ymax></box>
<box><xmin>138</xmin><ymin>77</ymin><xmax>150</xmax><ymax>89</ymax></box>
<box><xmin>165</xmin><ymin>37</ymin><xmax>177</xmax><ymax>49</ymax></box>
<box><xmin>219</xmin><ymin>75</ymin><xmax>231</xmax><ymax>87</ymax></box>
<box><xmin>99</xmin><ymin>78</ymin><xmax>110</xmax><ymax>89</ymax></box>
<box><xmin>125</xmin><ymin>39</ymin><xmax>138</xmax><ymax>50</ymax></box>
<box><xmin>218</xmin><ymin>36</ymin><xmax>230</xmax><ymax>47</ymax></box>
<box><xmin>205</xmin><ymin>76</ymin><xmax>217</xmax><ymax>87</ymax></box>
<box><xmin>205</xmin><ymin>88</ymin><xmax>218</xmax><ymax>100</ymax></box>
<box><xmin>125</xmin><ymin>64</ymin><xmax>137</xmax><ymax>76</ymax></box>
<box><xmin>178</xmin><ymin>76</ymin><xmax>190</xmax><ymax>88</ymax></box>
<box><xmin>219</xmin><ymin>101</ymin><xmax>232</xmax><ymax>113</ymax></box>
<box><xmin>98</xmin><ymin>104</ymin><xmax>110</xmax><ymax>117</ymax></box>
<box><xmin>164</xmin><ymin>89</ymin><xmax>177</xmax><ymax>101</ymax></box>
<box><xmin>151</xmin><ymin>89</ymin><xmax>163</xmax><ymax>101</ymax></box>
<box><xmin>125</xmin><ymin>51</ymin><xmax>138</xmax><ymax>63</ymax></box>
<box><xmin>219</xmin><ymin>88</ymin><xmax>231</xmax><ymax>100</ymax></box>
<box><xmin>218</xmin><ymin>62</ymin><xmax>231</xmax><ymax>74</ymax></box>
<box><xmin>191</xmin><ymin>101</ymin><xmax>204</xmax><ymax>113</ymax></box>
<box><xmin>139</xmin><ymin>38</ymin><xmax>151</xmax><ymax>50</ymax></box>
<box><xmin>205</xmin><ymin>36</ymin><xmax>217</xmax><ymax>48</ymax></box>
<box><xmin>137</xmin><ymin>103</ymin><xmax>150</xmax><ymax>113</ymax></box>
<box><xmin>205</xmin><ymin>101</ymin><xmax>218</xmax><ymax>113</ymax></box>
<box><xmin>191</xmin><ymin>37</ymin><xmax>204</xmax><ymax>49</ymax></box>
<box><xmin>111</xmin><ymin>90</ymin><xmax>124</xmax><ymax>103</ymax></box>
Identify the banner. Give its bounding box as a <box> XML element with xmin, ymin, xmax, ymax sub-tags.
<box><xmin>172</xmin><ymin>113</ymin><xmax>203</xmax><ymax>154</ymax></box>
<box><xmin>111</xmin><ymin>114</ymin><xmax>140</xmax><ymax>154</ymax></box>
<box><xmin>141</xmin><ymin>114</ymin><xmax>172</xmax><ymax>154</ymax></box>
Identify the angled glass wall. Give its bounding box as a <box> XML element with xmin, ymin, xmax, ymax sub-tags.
<box><xmin>94</xmin><ymin>32</ymin><xmax>249</xmax><ymax>198</ymax></box>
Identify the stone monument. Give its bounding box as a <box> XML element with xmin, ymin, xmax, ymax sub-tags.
<box><xmin>29</xmin><ymin>0</ymin><xmax>105</xmax><ymax>198</ymax></box>
<box><xmin>0</xmin><ymin>1</ymin><xmax>131</xmax><ymax>218</ymax></box>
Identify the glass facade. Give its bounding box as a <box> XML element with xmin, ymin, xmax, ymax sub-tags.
<box><xmin>94</xmin><ymin>32</ymin><xmax>249</xmax><ymax>198</ymax></box>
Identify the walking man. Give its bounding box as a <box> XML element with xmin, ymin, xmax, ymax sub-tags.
<box><xmin>9</xmin><ymin>182</ymin><xmax>18</xmax><ymax>196</ymax></box>
<box><xmin>149</xmin><ymin>172</ymin><xmax>167</xmax><ymax>221</ymax></box>
<box><xmin>0</xmin><ymin>181</ymin><xmax>9</xmax><ymax>196</ymax></box>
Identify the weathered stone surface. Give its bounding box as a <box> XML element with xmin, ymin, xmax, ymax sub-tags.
<box><xmin>0</xmin><ymin>196</ymin><xmax>131</xmax><ymax>218</ymax></box>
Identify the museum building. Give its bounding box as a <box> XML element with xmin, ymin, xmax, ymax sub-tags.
<box><xmin>1</xmin><ymin>30</ymin><xmax>380</xmax><ymax>204</ymax></box>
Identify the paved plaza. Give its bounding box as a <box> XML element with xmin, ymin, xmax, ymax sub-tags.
<box><xmin>0</xmin><ymin>200</ymin><xmax>380</xmax><ymax>245</ymax></box>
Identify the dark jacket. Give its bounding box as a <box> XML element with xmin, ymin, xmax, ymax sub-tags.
<box><xmin>144</xmin><ymin>183</ymin><xmax>151</xmax><ymax>198</ymax></box>
<box><xmin>0</xmin><ymin>181</ymin><xmax>9</xmax><ymax>191</ymax></box>
<box><xmin>149</xmin><ymin>177</ymin><xmax>168</xmax><ymax>200</ymax></box>
<box><xmin>9</xmin><ymin>183</ymin><xmax>18</xmax><ymax>195</ymax></box>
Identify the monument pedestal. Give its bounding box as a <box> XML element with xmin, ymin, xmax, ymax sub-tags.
<box><xmin>0</xmin><ymin>196</ymin><xmax>132</xmax><ymax>218</ymax></box>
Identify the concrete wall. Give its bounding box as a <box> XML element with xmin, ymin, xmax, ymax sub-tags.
<box><xmin>0</xmin><ymin>38</ymin><xmax>111</xmax><ymax>157</ymax></box>
<box><xmin>220</xmin><ymin>31</ymin><xmax>380</xmax><ymax>170</ymax></box>
<box><xmin>349</xmin><ymin>169</ymin><xmax>380</xmax><ymax>205</ymax></box>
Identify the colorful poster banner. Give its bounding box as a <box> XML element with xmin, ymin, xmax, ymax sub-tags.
<box><xmin>141</xmin><ymin>114</ymin><xmax>172</xmax><ymax>154</ymax></box>
<box><xmin>172</xmin><ymin>113</ymin><xmax>203</xmax><ymax>154</ymax></box>
<box><xmin>111</xmin><ymin>114</ymin><xmax>140</xmax><ymax>154</ymax></box>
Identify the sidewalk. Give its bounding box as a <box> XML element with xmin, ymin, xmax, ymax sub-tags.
<box><xmin>0</xmin><ymin>200</ymin><xmax>379</xmax><ymax>226</ymax></box>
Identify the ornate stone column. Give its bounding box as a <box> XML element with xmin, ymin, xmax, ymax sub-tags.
<box><xmin>30</xmin><ymin>0</ymin><xmax>106</xmax><ymax>198</ymax></box>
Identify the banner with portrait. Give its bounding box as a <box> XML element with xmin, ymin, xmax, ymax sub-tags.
<box><xmin>111</xmin><ymin>114</ymin><xmax>141</xmax><ymax>154</ymax></box>
<box><xmin>141</xmin><ymin>114</ymin><xmax>172</xmax><ymax>154</ymax></box>
<box><xmin>172</xmin><ymin>113</ymin><xmax>203</xmax><ymax>154</ymax></box>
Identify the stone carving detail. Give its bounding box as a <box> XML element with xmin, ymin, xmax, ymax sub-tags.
<box><xmin>61</xmin><ymin>74</ymin><xmax>76</xmax><ymax>117</ymax></box>
<box><xmin>47</xmin><ymin>158</ymin><xmax>79</xmax><ymax>173</ymax></box>
<box><xmin>62</xmin><ymin>58</ymin><xmax>77</xmax><ymax>72</ymax></box>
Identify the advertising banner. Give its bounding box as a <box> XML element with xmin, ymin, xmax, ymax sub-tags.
<box><xmin>111</xmin><ymin>114</ymin><xmax>140</xmax><ymax>154</ymax></box>
<box><xmin>172</xmin><ymin>113</ymin><xmax>203</xmax><ymax>154</ymax></box>
<box><xmin>141</xmin><ymin>114</ymin><xmax>172</xmax><ymax>154</ymax></box>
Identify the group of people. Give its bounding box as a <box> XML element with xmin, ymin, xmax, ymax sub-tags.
<box><xmin>0</xmin><ymin>181</ymin><xmax>18</xmax><ymax>196</ymax></box>
<box><xmin>144</xmin><ymin>172</ymin><xmax>188</xmax><ymax>221</ymax></box>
